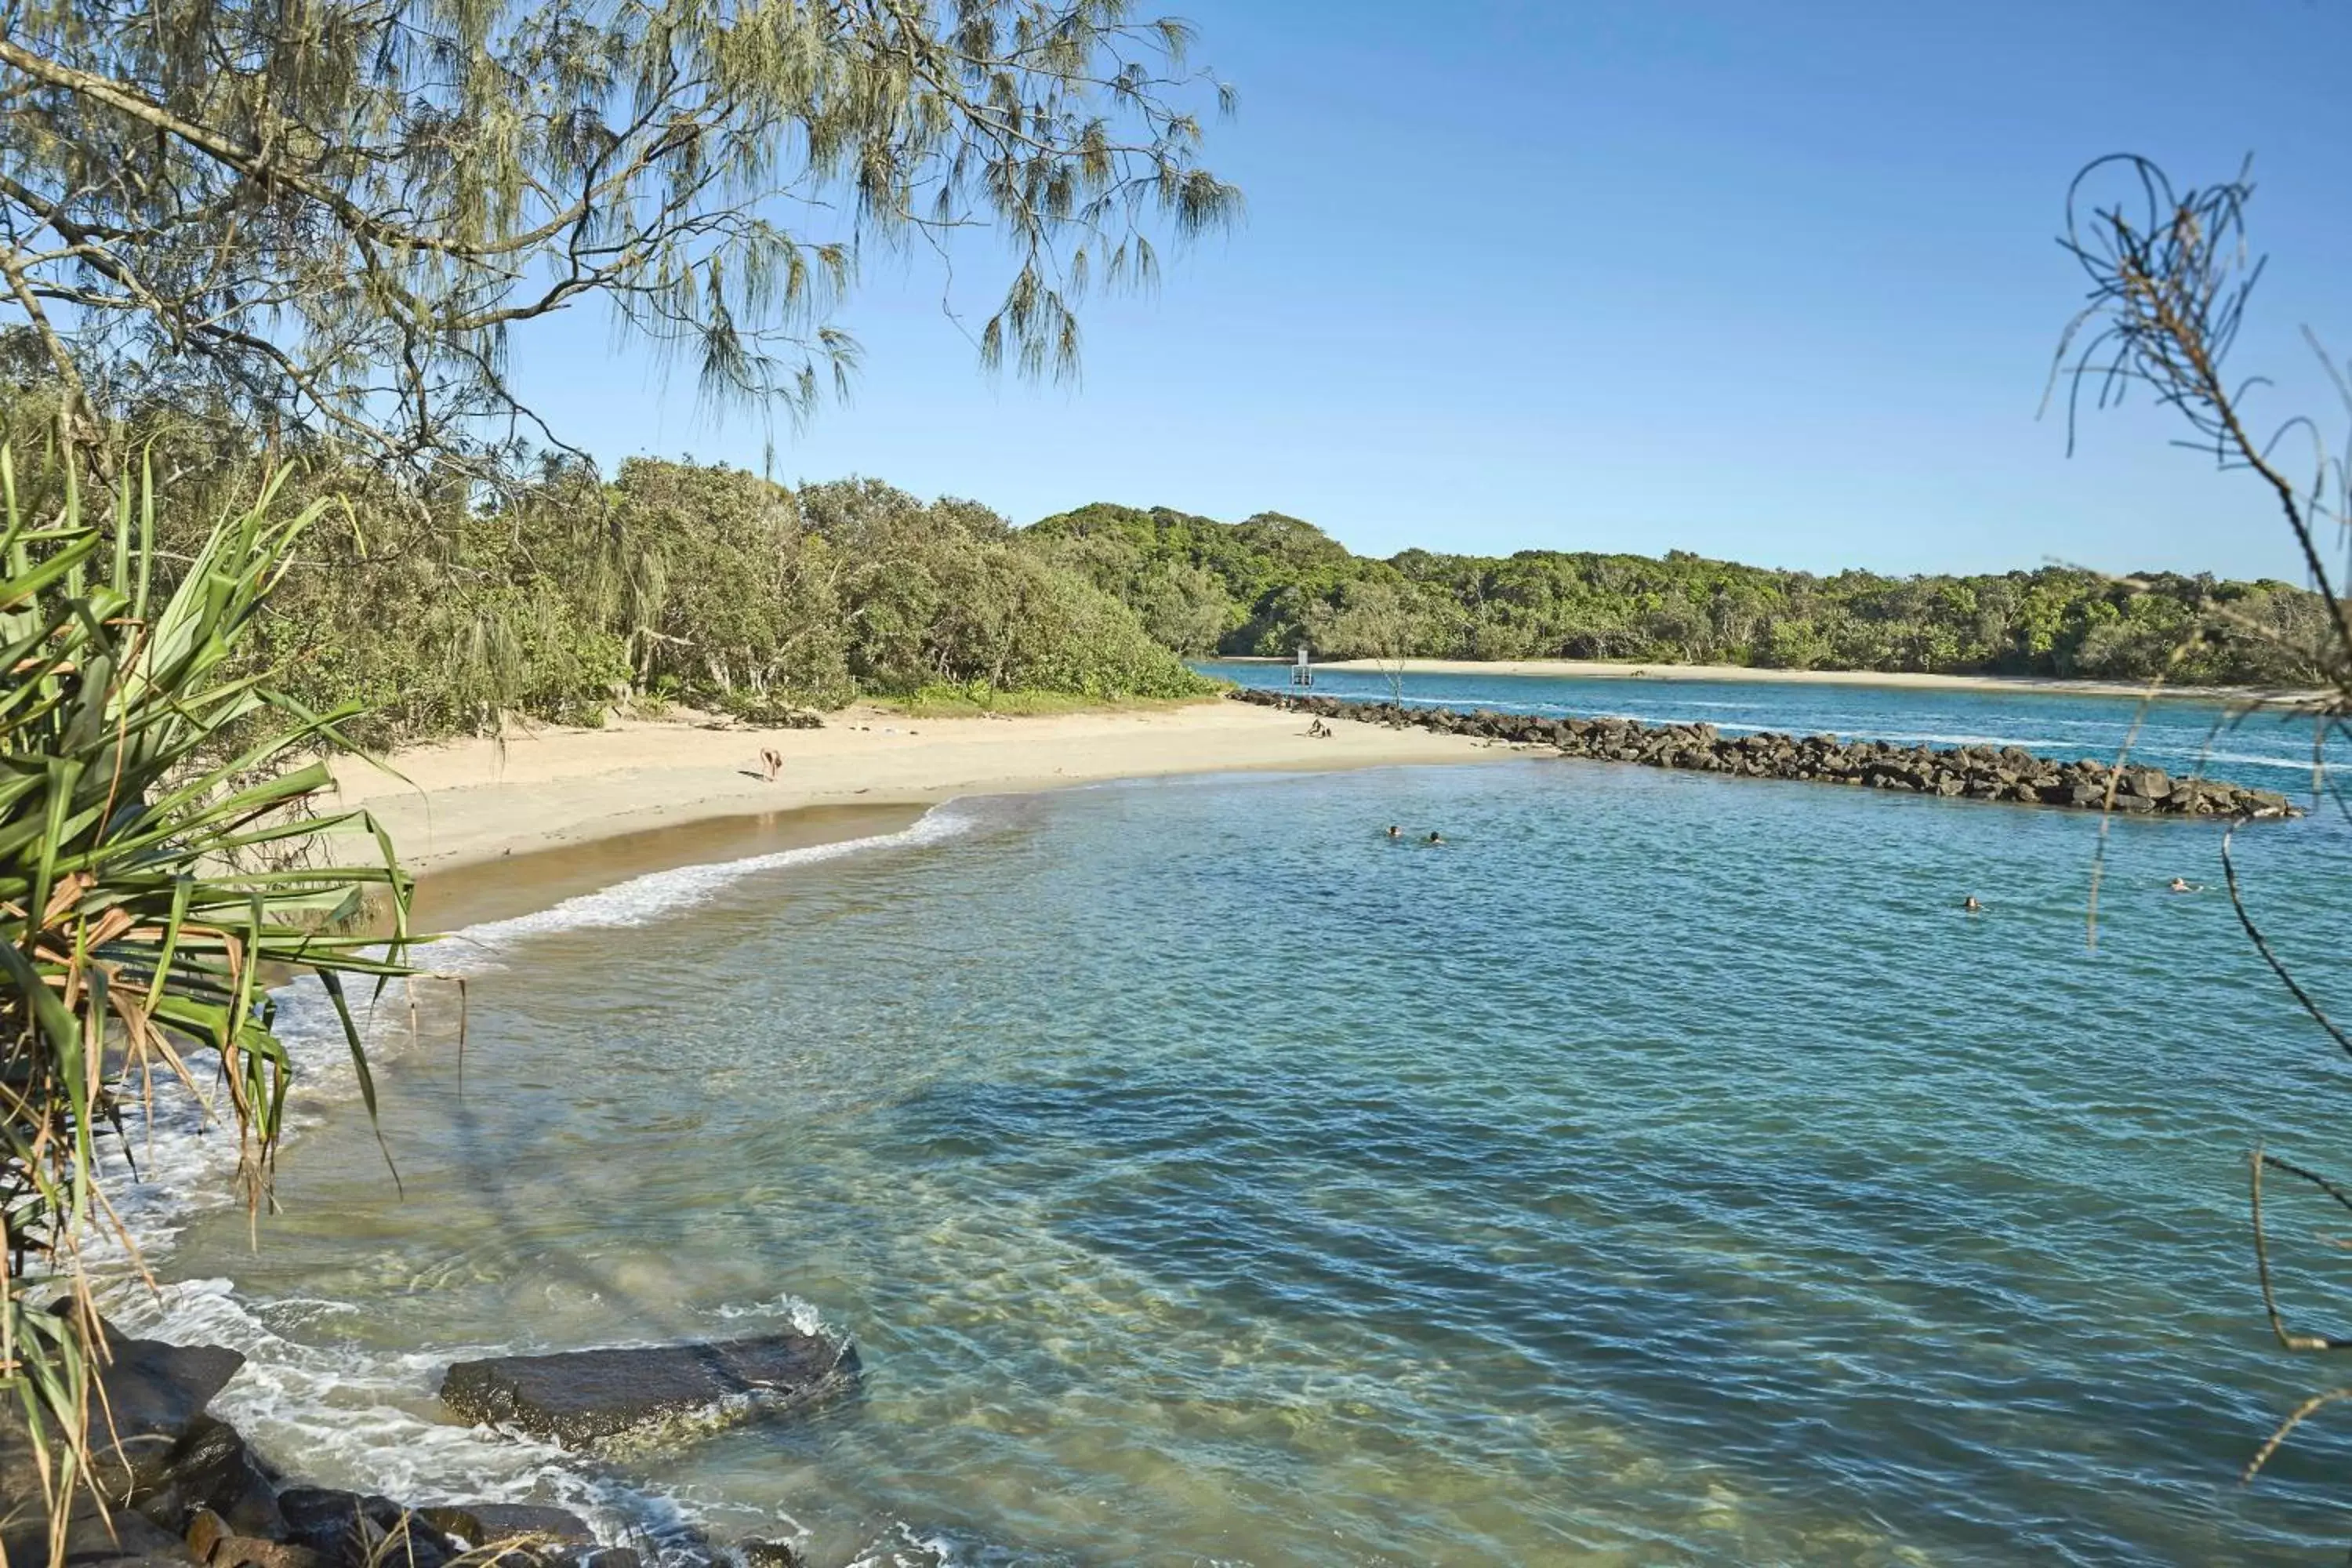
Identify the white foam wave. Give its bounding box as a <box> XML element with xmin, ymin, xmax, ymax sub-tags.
<box><xmin>1875</xmin><ymin>731</ymin><xmax>2077</xmax><ymax>751</ymax></box>
<box><xmin>100</xmin><ymin>1279</ymin><xmax>714</xmax><ymax>1556</ymax></box>
<box><xmin>2187</xmin><ymin>750</ymin><xmax>2325</xmax><ymax>775</ymax></box>
<box><xmin>83</xmin><ymin>807</ymin><xmax>972</xmax><ymax>1551</ymax></box>
<box><xmin>423</xmin><ymin>804</ymin><xmax>976</xmax><ymax>964</ymax></box>
<box><xmin>105</xmin><ymin>804</ymin><xmax>975</xmax><ymax>1250</ymax></box>
<box><xmin>841</xmin><ymin>1524</ymin><xmax>961</xmax><ymax>1568</ymax></box>
<box><xmin>702</xmin><ymin>1294</ymin><xmax>831</xmax><ymax>1335</ymax></box>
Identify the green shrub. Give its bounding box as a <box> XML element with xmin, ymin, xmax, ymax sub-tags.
<box><xmin>0</xmin><ymin>456</ymin><xmax>412</xmax><ymax>1558</ymax></box>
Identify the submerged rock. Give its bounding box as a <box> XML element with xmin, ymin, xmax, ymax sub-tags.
<box><xmin>417</xmin><ymin>1503</ymin><xmax>595</xmax><ymax>1548</ymax></box>
<box><xmin>439</xmin><ymin>1333</ymin><xmax>859</xmax><ymax>1446</ymax></box>
<box><xmin>732</xmin><ymin>1543</ymin><xmax>805</xmax><ymax>1568</ymax></box>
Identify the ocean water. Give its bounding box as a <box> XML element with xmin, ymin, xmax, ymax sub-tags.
<box><xmin>109</xmin><ymin>674</ymin><xmax>2352</xmax><ymax>1566</ymax></box>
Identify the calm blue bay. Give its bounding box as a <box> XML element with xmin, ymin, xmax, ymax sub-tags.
<box><xmin>132</xmin><ymin>671</ymin><xmax>2352</xmax><ymax>1566</ymax></box>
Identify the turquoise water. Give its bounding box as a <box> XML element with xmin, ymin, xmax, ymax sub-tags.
<box><xmin>128</xmin><ymin>675</ymin><xmax>2352</xmax><ymax>1566</ymax></box>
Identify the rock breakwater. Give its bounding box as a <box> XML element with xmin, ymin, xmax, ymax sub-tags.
<box><xmin>1234</xmin><ymin>688</ymin><xmax>2298</xmax><ymax>818</ymax></box>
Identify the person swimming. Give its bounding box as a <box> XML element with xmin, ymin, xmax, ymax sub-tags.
<box><xmin>1386</xmin><ymin>825</ymin><xmax>1402</xmax><ymax>839</ymax></box>
<box><xmin>1425</xmin><ymin>830</ymin><xmax>1445</xmax><ymax>845</ymax></box>
<box><xmin>1962</xmin><ymin>895</ymin><xmax>1982</xmax><ymax>912</ymax></box>
<box><xmin>2168</xmin><ymin>877</ymin><xmax>2202</xmax><ymax>893</ymax></box>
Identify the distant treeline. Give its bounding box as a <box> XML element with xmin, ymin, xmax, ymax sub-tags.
<box><xmin>0</xmin><ymin>362</ymin><xmax>2323</xmax><ymax>746</ymax></box>
<box><xmin>1025</xmin><ymin>503</ymin><xmax>2330</xmax><ymax>685</ymax></box>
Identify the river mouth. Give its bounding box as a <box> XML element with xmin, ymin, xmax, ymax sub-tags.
<box><xmin>114</xmin><ymin>676</ymin><xmax>2352</xmax><ymax>1566</ymax></box>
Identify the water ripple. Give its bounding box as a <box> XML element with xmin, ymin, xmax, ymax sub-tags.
<box><xmin>136</xmin><ymin>686</ymin><xmax>2352</xmax><ymax>1566</ymax></box>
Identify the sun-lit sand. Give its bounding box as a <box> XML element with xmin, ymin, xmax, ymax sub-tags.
<box><xmin>324</xmin><ymin>698</ymin><xmax>1502</xmax><ymax>891</ymax></box>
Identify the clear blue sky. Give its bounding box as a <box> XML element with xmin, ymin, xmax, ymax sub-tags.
<box><xmin>506</xmin><ymin>0</ymin><xmax>2352</xmax><ymax>582</ymax></box>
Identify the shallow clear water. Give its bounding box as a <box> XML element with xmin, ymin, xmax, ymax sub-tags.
<box><xmin>123</xmin><ymin>675</ymin><xmax>2352</xmax><ymax>1566</ymax></box>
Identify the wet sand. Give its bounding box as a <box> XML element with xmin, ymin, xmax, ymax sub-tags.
<box><xmin>328</xmin><ymin>701</ymin><xmax>1505</xmax><ymax>913</ymax></box>
<box><xmin>408</xmin><ymin>801</ymin><xmax>929</xmax><ymax>930</ymax></box>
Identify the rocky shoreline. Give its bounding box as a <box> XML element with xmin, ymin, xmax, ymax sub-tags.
<box><xmin>2</xmin><ymin>1316</ymin><xmax>853</xmax><ymax>1568</ymax></box>
<box><xmin>1234</xmin><ymin>688</ymin><xmax>2300</xmax><ymax>818</ymax></box>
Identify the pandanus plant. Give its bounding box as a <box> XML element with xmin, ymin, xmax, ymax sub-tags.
<box><xmin>0</xmin><ymin>452</ymin><xmax>412</xmax><ymax>1560</ymax></box>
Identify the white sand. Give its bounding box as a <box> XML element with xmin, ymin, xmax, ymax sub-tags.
<box><xmin>325</xmin><ymin>699</ymin><xmax>1502</xmax><ymax>876</ymax></box>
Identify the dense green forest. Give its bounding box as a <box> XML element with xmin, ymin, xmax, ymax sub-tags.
<box><xmin>0</xmin><ymin>383</ymin><xmax>1213</xmax><ymax>742</ymax></box>
<box><xmin>1</xmin><ymin>371</ymin><xmax>2325</xmax><ymax>747</ymax></box>
<box><xmin>234</xmin><ymin>459</ymin><xmax>2344</xmax><ymax>741</ymax></box>
<box><xmin>162</xmin><ymin>456</ymin><xmax>1221</xmax><ymax>744</ymax></box>
<box><xmin>1028</xmin><ymin>503</ymin><xmax>2332</xmax><ymax>686</ymax></box>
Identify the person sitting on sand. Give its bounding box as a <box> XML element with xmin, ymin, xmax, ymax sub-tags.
<box><xmin>1962</xmin><ymin>895</ymin><xmax>1982</xmax><ymax>913</ymax></box>
<box><xmin>2168</xmin><ymin>877</ymin><xmax>2202</xmax><ymax>893</ymax></box>
<box><xmin>1425</xmin><ymin>830</ymin><xmax>1445</xmax><ymax>845</ymax></box>
<box><xmin>1306</xmin><ymin>718</ymin><xmax>1333</xmax><ymax>739</ymax></box>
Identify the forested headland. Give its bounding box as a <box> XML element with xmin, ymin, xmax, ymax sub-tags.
<box><xmin>1031</xmin><ymin>503</ymin><xmax>2331</xmax><ymax>687</ymax></box>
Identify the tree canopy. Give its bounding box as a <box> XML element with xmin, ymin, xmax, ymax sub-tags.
<box><xmin>1026</xmin><ymin>500</ymin><xmax>2333</xmax><ymax>685</ymax></box>
<box><xmin>0</xmin><ymin>0</ymin><xmax>1237</xmax><ymax>475</ymax></box>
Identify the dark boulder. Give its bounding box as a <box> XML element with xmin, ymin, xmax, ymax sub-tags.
<box><xmin>440</xmin><ymin>1333</ymin><xmax>858</xmax><ymax>1446</ymax></box>
<box><xmin>274</xmin><ymin>1488</ymin><xmax>409</xmax><ymax>1537</ymax></box>
<box><xmin>275</xmin><ymin>1490</ymin><xmax>457</xmax><ymax>1568</ymax></box>
<box><xmin>0</xmin><ymin>1316</ymin><xmax>246</xmax><ymax>1508</ymax></box>
<box><xmin>2</xmin><ymin>1503</ymin><xmax>197</xmax><ymax>1568</ymax></box>
<box><xmin>131</xmin><ymin>1416</ymin><xmax>284</xmax><ymax>1539</ymax></box>
<box><xmin>186</xmin><ymin>1509</ymin><xmax>335</xmax><ymax>1568</ymax></box>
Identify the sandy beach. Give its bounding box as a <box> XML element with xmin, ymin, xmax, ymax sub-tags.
<box><xmin>1289</xmin><ymin>655</ymin><xmax>2309</xmax><ymax>702</ymax></box>
<box><xmin>326</xmin><ymin>698</ymin><xmax>1501</xmax><ymax>920</ymax></box>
